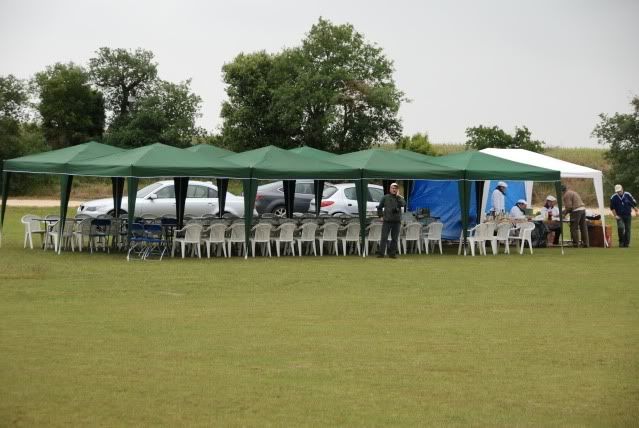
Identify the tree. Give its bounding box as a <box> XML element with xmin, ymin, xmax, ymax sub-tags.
<box><xmin>396</xmin><ymin>132</ymin><xmax>436</xmax><ymax>156</ymax></box>
<box><xmin>592</xmin><ymin>97</ymin><xmax>639</xmax><ymax>194</ymax></box>
<box><xmin>33</xmin><ymin>63</ymin><xmax>105</xmax><ymax>148</ymax></box>
<box><xmin>104</xmin><ymin>80</ymin><xmax>203</xmax><ymax>148</ymax></box>
<box><xmin>0</xmin><ymin>74</ymin><xmax>30</xmax><ymax>161</ymax></box>
<box><xmin>89</xmin><ymin>47</ymin><xmax>158</xmax><ymax>121</ymax></box>
<box><xmin>465</xmin><ymin>125</ymin><xmax>545</xmax><ymax>152</ymax></box>
<box><xmin>221</xmin><ymin>18</ymin><xmax>404</xmax><ymax>153</ymax></box>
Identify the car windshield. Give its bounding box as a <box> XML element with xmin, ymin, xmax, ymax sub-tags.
<box><xmin>136</xmin><ymin>182</ymin><xmax>164</xmax><ymax>198</ymax></box>
<box><xmin>323</xmin><ymin>186</ymin><xmax>337</xmax><ymax>198</ymax></box>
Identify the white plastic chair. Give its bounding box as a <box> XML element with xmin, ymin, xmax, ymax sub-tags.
<box><xmin>271</xmin><ymin>223</ymin><xmax>297</xmax><ymax>257</ymax></box>
<box><xmin>48</xmin><ymin>219</ymin><xmax>75</xmax><ymax>253</ymax></box>
<box><xmin>423</xmin><ymin>222</ymin><xmax>443</xmax><ymax>255</ymax></box>
<box><xmin>401</xmin><ymin>222</ymin><xmax>422</xmax><ymax>254</ymax></box>
<box><xmin>482</xmin><ymin>222</ymin><xmax>496</xmax><ymax>255</ymax></box>
<box><xmin>295</xmin><ymin>222</ymin><xmax>318</xmax><ymax>256</ymax></box>
<box><xmin>251</xmin><ymin>223</ymin><xmax>272</xmax><ymax>257</ymax></box>
<box><xmin>225</xmin><ymin>223</ymin><xmax>246</xmax><ymax>257</ymax></box>
<box><xmin>511</xmin><ymin>222</ymin><xmax>535</xmax><ymax>255</ymax></box>
<box><xmin>43</xmin><ymin>214</ymin><xmax>60</xmax><ymax>249</ymax></box>
<box><xmin>466</xmin><ymin>223</ymin><xmax>487</xmax><ymax>256</ymax></box>
<box><xmin>202</xmin><ymin>224</ymin><xmax>227</xmax><ymax>258</ymax></box>
<box><xmin>21</xmin><ymin>214</ymin><xmax>46</xmax><ymax>249</ymax></box>
<box><xmin>73</xmin><ymin>218</ymin><xmax>92</xmax><ymax>252</ymax></box>
<box><xmin>365</xmin><ymin>223</ymin><xmax>383</xmax><ymax>256</ymax></box>
<box><xmin>339</xmin><ymin>222</ymin><xmax>361</xmax><ymax>256</ymax></box>
<box><xmin>488</xmin><ymin>222</ymin><xmax>512</xmax><ymax>255</ymax></box>
<box><xmin>317</xmin><ymin>222</ymin><xmax>339</xmax><ymax>256</ymax></box>
<box><xmin>171</xmin><ymin>224</ymin><xmax>203</xmax><ymax>258</ymax></box>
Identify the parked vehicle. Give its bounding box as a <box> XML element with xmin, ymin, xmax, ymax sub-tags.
<box><xmin>77</xmin><ymin>180</ymin><xmax>247</xmax><ymax>217</ymax></box>
<box><xmin>254</xmin><ymin>180</ymin><xmax>317</xmax><ymax>216</ymax></box>
<box><xmin>309</xmin><ymin>183</ymin><xmax>385</xmax><ymax>216</ymax></box>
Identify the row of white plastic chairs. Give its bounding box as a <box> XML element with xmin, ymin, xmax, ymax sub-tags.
<box><xmin>459</xmin><ymin>221</ymin><xmax>536</xmax><ymax>256</ymax></box>
<box><xmin>171</xmin><ymin>220</ymin><xmax>445</xmax><ymax>258</ymax></box>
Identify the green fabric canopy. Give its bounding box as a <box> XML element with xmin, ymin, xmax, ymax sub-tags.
<box><xmin>2</xmin><ymin>141</ymin><xmax>125</xmax><ymax>175</ymax></box>
<box><xmin>186</xmin><ymin>144</ymin><xmax>234</xmax><ymax>158</ymax></box>
<box><xmin>66</xmin><ymin>142</ymin><xmax>248</xmax><ymax>178</ymax></box>
<box><xmin>289</xmin><ymin>146</ymin><xmax>338</xmax><ymax>161</ymax></box>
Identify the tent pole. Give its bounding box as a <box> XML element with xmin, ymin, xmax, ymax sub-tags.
<box><xmin>313</xmin><ymin>180</ymin><xmax>325</xmax><ymax>216</ymax></box>
<box><xmin>111</xmin><ymin>177</ymin><xmax>125</xmax><ymax>217</ymax></box>
<box><xmin>126</xmin><ymin>177</ymin><xmax>139</xmax><ymax>242</ymax></box>
<box><xmin>58</xmin><ymin>175</ymin><xmax>74</xmax><ymax>254</ymax></box>
<box><xmin>0</xmin><ymin>169</ymin><xmax>10</xmax><ymax>248</ymax></box>
<box><xmin>458</xmin><ymin>180</ymin><xmax>470</xmax><ymax>256</ymax></box>
<box><xmin>283</xmin><ymin>180</ymin><xmax>296</xmax><ymax>219</ymax></box>
<box><xmin>242</xmin><ymin>178</ymin><xmax>257</xmax><ymax>259</ymax></box>
<box><xmin>174</xmin><ymin>177</ymin><xmax>189</xmax><ymax>230</ymax></box>
<box><xmin>555</xmin><ymin>181</ymin><xmax>564</xmax><ymax>255</ymax></box>
<box><xmin>216</xmin><ymin>178</ymin><xmax>229</xmax><ymax>218</ymax></box>
<box><xmin>355</xmin><ymin>179</ymin><xmax>368</xmax><ymax>257</ymax></box>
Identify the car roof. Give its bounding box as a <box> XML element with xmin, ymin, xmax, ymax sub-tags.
<box><xmin>328</xmin><ymin>183</ymin><xmax>383</xmax><ymax>189</ymax></box>
<box><xmin>154</xmin><ymin>179</ymin><xmax>215</xmax><ymax>187</ymax></box>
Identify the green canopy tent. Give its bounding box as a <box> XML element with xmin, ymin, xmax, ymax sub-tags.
<box><xmin>224</xmin><ymin>145</ymin><xmax>361</xmax><ymax>257</ymax></box>
<box><xmin>186</xmin><ymin>144</ymin><xmax>234</xmax><ymax>218</ymax></box>
<box><xmin>1</xmin><ymin>141</ymin><xmax>125</xmax><ymax>249</ymax></box>
<box><xmin>426</xmin><ymin>151</ymin><xmax>563</xmax><ymax>254</ymax></box>
<box><xmin>336</xmin><ymin>149</ymin><xmax>465</xmax><ymax>255</ymax></box>
<box><xmin>289</xmin><ymin>146</ymin><xmax>340</xmax><ymax>216</ymax></box>
<box><xmin>66</xmin><ymin>143</ymin><xmax>250</xmax><ymax>241</ymax></box>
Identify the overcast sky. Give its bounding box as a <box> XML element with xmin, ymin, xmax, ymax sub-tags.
<box><xmin>1</xmin><ymin>0</ymin><xmax>637</xmax><ymax>147</ymax></box>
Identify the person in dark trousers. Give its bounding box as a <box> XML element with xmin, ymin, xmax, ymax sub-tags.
<box><xmin>376</xmin><ymin>182</ymin><xmax>405</xmax><ymax>258</ymax></box>
<box><xmin>610</xmin><ymin>184</ymin><xmax>638</xmax><ymax>248</ymax></box>
<box><xmin>562</xmin><ymin>185</ymin><xmax>589</xmax><ymax>247</ymax></box>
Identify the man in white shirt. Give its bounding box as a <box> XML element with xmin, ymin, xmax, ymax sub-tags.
<box><xmin>491</xmin><ymin>181</ymin><xmax>508</xmax><ymax>214</ymax></box>
<box><xmin>509</xmin><ymin>199</ymin><xmax>528</xmax><ymax>220</ymax></box>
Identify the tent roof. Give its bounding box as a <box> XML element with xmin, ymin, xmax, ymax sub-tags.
<box><xmin>2</xmin><ymin>141</ymin><xmax>125</xmax><ymax>174</ymax></box>
<box><xmin>66</xmin><ymin>143</ymin><xmax>249</xmax><ymax>178</ymax></box>
<box><xmin>479</xmin><ymin>148</ymin><xmax>602</xmax><ymax>179</ymax></box>
<box><xmin>186</xmin><ymin>144</ymin><xmax>234</xmax><ymax>157</ymax></box>
<box><xmin>224</xmin><ymin>145</ymin><xmax>359</xmax><ymax>179</ymax></box>
<box><xmin>336</xmin><ymin>149</ymin><xmax>464</xmax><ymax>179</ymax></box>
<box><xmin>434</xmin><ymin>151</ymin><xmax>560</xmax><ymax>181</ymax></box>
<box><xmin>288</xmin><ymin>146</ymin><xmax>338</xmax><ymax>161</ymax></box>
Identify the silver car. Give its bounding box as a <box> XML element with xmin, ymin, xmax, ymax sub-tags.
<box><xmin>309</xmin><ymin>183</ymin><xmax>385</xmax><ymax>216</ymax></box>
<box><xmin>77</xmin><ymin>180</ymin><xmax>247</xmax><ymax>217</ymax></box>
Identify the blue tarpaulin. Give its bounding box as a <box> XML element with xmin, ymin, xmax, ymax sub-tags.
<box><xmin>409</xmin><ymin>180</ymin><xmax>526</xmax><ymax>240</ymax></box>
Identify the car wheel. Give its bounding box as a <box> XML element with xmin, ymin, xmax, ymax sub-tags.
<box><xmin>272</xmin><ymin>206</ymin><xmax>287</xmax><ymax>217</ymax></box>
<box><xmin>107</xmin><ymin>209</ymin><xmax>127</xmax><ymax>216</ymax></box>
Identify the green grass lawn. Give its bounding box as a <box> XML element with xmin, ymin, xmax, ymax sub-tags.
<box><xmin>1</xmin><ymin>207</ymin><xmax>638</xmax><ymax>426</ymax></box>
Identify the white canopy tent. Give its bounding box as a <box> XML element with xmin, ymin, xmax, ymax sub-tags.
<box><xmin>479</xmin><ymin>148</ymin><xmax>607</xmax><ymax>247</ymax></box>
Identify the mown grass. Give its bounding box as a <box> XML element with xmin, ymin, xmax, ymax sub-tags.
<box><xmin>0</xmin><ymin>206</ymin><xmax>638</xmax><ymax>426</ymax></box>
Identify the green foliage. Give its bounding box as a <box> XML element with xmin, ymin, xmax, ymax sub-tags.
<box><xmin>592</xmin><ymin>97</ymin><xmax>639</xmax><ymax>194</ymax></box>
<box><xmin>89</xmin><ymin>47</ymin><xmax>158</xmax><ymax>120</ymax></box>
<box><xmin>33</xmin><ymin>63</ymin><xmax>105</xmax><ymax>148</ymax></box>
<box><xmin>221</xmin><ymin>18</ymin><xmax>404</xmax><ymax>153</ymax></box>
<box><xmin>0</xmin><ymin>74</ymin><xmax>29</xmax><ymax>121</ymax></box>
<box><xmin>465</xmin><ymin>125</ymin><xmax>545</xmax><ymax>152</ymax></box>
<box><xmin>396</xmin><ymin>132</ymin><xmax>436</xmax><ymax>155</ymax></box>
<box><xmin>104</xmin><ymin>80</ymin><xmax>203</xmax><ymax>148</ymax></box>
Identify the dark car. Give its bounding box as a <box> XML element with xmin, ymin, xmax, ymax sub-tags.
<box><xmin>254</xmin><ymin>180</ymin><xmax>317</xmax><ymax>216</ymax></box>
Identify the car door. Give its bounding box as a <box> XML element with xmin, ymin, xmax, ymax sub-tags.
<box><xmin>367</xmin><ymin>187</ymin><xmax>384</xmax><ymax>214</ymax></box>
<box><xmin>342</xmin><ymin>186</ymin><xmax>360</xmax><ymax>215</ymax></box>
<box><xmin>294</xmin><ymin>182</ymin><xmax>315</xmax><ymax>212</ymax></box>
<box><xmin>144</xmin><ymin>184</ymin><xmax>175</xmax><ymax>216</ymax></box>
<box><xmin>185</xmin><ymin>184</ymin><xmax>214</xmax><ymax>216</ymax></box>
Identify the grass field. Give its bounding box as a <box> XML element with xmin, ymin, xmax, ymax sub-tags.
<box><xmin>1</xmin><ymin>207</ymin><xmax>638</xmax><ymax>426</ymax></box>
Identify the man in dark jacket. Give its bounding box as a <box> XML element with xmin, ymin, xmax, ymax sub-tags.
<box><xmin>610</xmin><ymin>184</ymin><xmax>638</xmax><ymax>247</ymax></box>
<box><xmin>376</xmin><ymin>182</ymin><xmax>406</xmax><ymax>258</ymax></box>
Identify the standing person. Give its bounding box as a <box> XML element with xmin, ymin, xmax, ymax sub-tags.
<box><xmin>561</xmin><ymin>185</ymin><xmax>589</xmax><ymax>247</ymax></box>
<box><xmin>376</xmin><ymin>182</ymin><xmax>405</xmax><ymax>259</ymax></box>
<box><xmin>610</xmin><ymin>184</ymin><xmax>638</xmax><ymax>248</ymax></box>
<box><xmin>541</xmin><ymin>195</ymin><xmax>561</xmax><ymax>245</ymax></box>
<box><xmin>491</xmin><ymin>181</ymin><xmax>508</xmax><ymax>215</ymax></box>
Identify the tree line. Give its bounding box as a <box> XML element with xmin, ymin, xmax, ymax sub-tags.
<box><xmin>0</xmin><ymin>17</ymin><xmax>637</xmax><ymax>193</ymax></box>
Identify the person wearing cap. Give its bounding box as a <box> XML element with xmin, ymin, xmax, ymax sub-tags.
<box><xmin>562</xmin><ymin>185</ymin><xmax>589</xmax><ymax>247</ymax></box>
<box><xmin>610</xmin><ymin>184</ymin><xmax>638</xmax><ymax>248</ymax></box>
<box><xmin>376</xmin><ymin>182</ymin><xmax>405</xmax><ymax>258</ymax></box>
<box><xmin>541</xmin><ymin>195</ymin><xmax>561</xmax><ymax>245</ymax></box>
<box><xmin>491</xmin><ymin>181</ymin><xmax>508</xmax><ymax>214</ymax></box>
<box><xmin>509</xmin><ymin>199</ymin><xmax>528</xmax><ymax>220</ymax></box>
